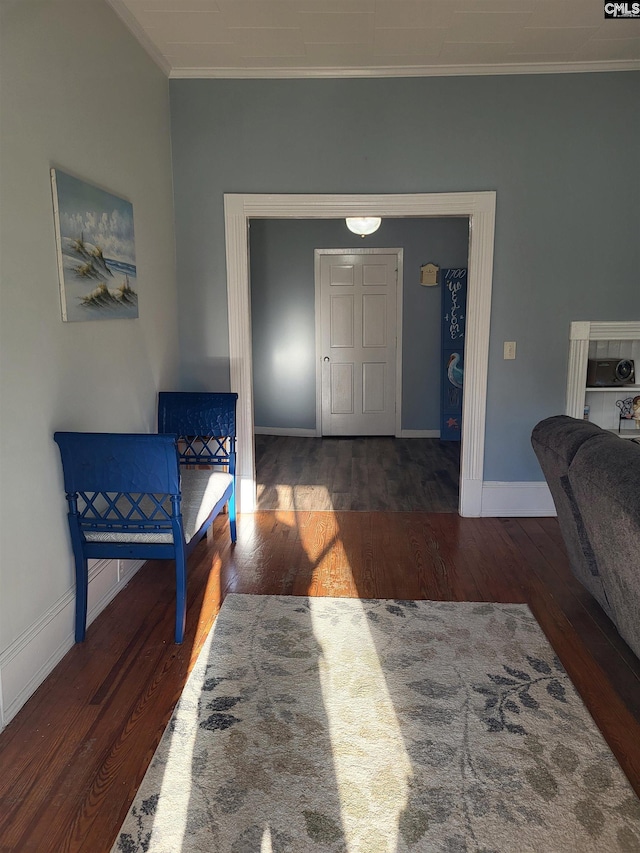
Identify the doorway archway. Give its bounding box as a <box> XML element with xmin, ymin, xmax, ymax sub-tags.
<box><xmin>224</xmin><ymin>192</ymin><xmax>496</xmax><ymax>516</ymax></box>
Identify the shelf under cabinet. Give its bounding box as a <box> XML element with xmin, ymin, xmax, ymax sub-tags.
<box><xmin>586</xmin><ymin>386</ymin><xmax>640</xmax><ymax>393</ymax></box>
<box><xmin>584</xmin><ymin>385</ymin><xmax>639</xmax><ymax>434</ymax></box>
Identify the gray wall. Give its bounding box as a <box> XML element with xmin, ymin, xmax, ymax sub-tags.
<box><xmin>169</xmin><ymin>74</ymin><xmax>639</xmax><ymax>481</ymax></box>
<box><xmin>0</xmin><ymin>2</ymin><xmax>178</xmax><ymax>663</ymax></box>
<box><xmin>250</xmin><ymin>217</ymin><xmax>470</xmax><ymax>431</ymax></box>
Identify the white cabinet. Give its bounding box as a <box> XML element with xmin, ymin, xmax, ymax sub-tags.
<box><xmin>566</xmin><ymin>321</ymin><xmax>640</xmax><ymax>439</ymax></box>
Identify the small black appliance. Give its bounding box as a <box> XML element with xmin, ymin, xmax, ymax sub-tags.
<box><xmin>586</xmin><ymin>358</ymin><xmax>635</xmax><ymax>387</ymax></box>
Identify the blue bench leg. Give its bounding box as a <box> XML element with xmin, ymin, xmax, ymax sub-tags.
<box><xmin>229</xmin><ymin>490</ymin><xmax>237</xmax><ymax>543</ymax></box>
<box><xmin>175</xmin><ymin>548</ymin><xmax>187</xmax><ymax>644</ymax></box>
<box><xmin>74</xmin><ymin>552</ymin><xmax>88</xmax><ymax>642</ymax></box>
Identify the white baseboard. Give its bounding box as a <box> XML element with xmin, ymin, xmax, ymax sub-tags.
<box><xmin>399</xmin><ymin>429</ymin><xmax>441</xmax><ymax>438</ymax></box>
<box><xmin>254</xmin><ymin>426</ymin><xmax>318</xmax><ymax>437</ymax></box>
<box><xmin>481</xmin><ymin>481</ymin><xmax>556</xmax><ymax>517</ymax></box>
<box><xmin>0</xmin><ymin>558</ymin><xmax>144</xmax><ymax>732</ymax></box>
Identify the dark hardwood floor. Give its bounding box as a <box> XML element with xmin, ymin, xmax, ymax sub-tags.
<box><xmin>1</xmin><ymin>511</ymin><xmax>640</xmax><ymax>852</ymax></box>
<box><xmin>255</xmin><ymin>434</ymin><xmax>460</xmax><ymax>511</ymax></box>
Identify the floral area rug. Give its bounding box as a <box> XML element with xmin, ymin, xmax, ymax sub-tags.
<box><xmin>112</xmin><ymin>594</ymin><xmax>640</xmax><ymax>852</ymax></box>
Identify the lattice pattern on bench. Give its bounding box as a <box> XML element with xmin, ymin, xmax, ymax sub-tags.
<box><xmin>177</xmin><ymin>435</ymin><xmax>231</xmax><ymax>466</ymax></box>
<box><xmin>76</xmin><ymin>491</ymin><xmax>176</xmax><ymax>541</ymax></box>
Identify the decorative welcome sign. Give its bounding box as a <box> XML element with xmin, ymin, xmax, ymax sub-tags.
<box><xmin>440</xmin><ymin>268</ymin><xmax>468</xmax><ymax>441</ymax></box>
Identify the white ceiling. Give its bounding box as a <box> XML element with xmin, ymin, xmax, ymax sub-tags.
<box><xmin>108</xmin><ymin>0</ymin><xmax>640</xmax><ymax>78</ymax></box>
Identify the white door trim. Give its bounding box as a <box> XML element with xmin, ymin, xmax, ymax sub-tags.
<box><xmin>314</xmin><ymin>248</ymin><xmax>404</xmax><ymax>439</ymax></box>
<box><xmin>224</xmin><ymin>191</ymin><xmax>496</xmax><ymax>517</ymax></box>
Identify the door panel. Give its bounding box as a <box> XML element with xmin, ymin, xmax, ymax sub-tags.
<box><xmin>330</xmin><ymin>295</ymin><xmax>354</xmax><ymax>348</ymax></box>
<box><xmin>329</xmin><ymin>264</ymin><xmax>355</xmax><ymax>286</ymax></box>
<box><xmin>362</xmin><ymin>262</ymin><xmax>391</xmax><ymax>287</ymax></box>
<box><xmin>362</xmin><ymin>362</ymin><xmax>386</xmax><ymax>413</ymax></box>
<box><xmin>320</xmin><ymin>253</ymin><xmax>397</xmax><ymax>435</ymax></box>
<box><xmin>330</xmin><ymin>363</ymin><xmax>354</xmax><ymax>414</ymax></box>
<box><xmin>362</xmin><ymin>294</ymin><xmax>387</xmax><ymax>348</ymax></box>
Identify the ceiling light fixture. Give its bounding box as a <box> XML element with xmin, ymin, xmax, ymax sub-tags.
<box><xmin>345</xmin><ymin>216</ymin><xmax>382</xmax><ymax>238</ymax></box>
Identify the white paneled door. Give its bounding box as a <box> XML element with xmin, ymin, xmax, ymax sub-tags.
<box><xmin>319</xmin><ymin>252</ymin><xmax>398</xmax><ymax>435</ymax></box>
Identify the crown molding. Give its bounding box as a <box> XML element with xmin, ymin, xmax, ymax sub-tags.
<box><xmin>102</xmin><ymin>2</ymin><xmax>640</xmax><ymax>81</ymax></box>
<box><xmin>570</xmin><ymin>320</ymin><xmax>640</xmax><ymax>341</ymax></box>
<box><xmin>170</xmin><ymin>59</ymin><xmax>640</xmax><ymax>80</ymax></box>
<box><xmin>107</xmin><ymin>0</ymin><xmax>172</xmax><ymax>77</ymax></box>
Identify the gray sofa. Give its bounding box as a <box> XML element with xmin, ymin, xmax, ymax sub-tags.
<box><xmin>531</xmin><ymin>415</ymin><xmax>640</xmax><ymax>660</ymax></box>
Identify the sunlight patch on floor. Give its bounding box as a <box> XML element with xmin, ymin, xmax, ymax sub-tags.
<box><xmin>309</xmin><ymin>596</ymin><xmax>412</xmax><ymax>852</ymax></box>
<box><xmin>257</xmin><ymin>483</ymin><xmax>335</xmax><ymax>511</ymax></box>
<box><xmin>145</xmin><ymin>510</ymin><xmax>410</xmax><ymax>851</ymax></box>
<box><xmin>260</xmin><ymin>825</ymin><xmax>274</xmax><ymax>852</ymax></box>
<box><xmin>188</xmin><ymin>555</ymin><xmax>223</xmax><ymax>669</ymax></box>
<box><xmin>148</xmin><ymin>629</ymin><xmax>216</xmax><ymax>851</ymax></box>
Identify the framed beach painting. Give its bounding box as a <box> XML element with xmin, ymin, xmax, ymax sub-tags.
<box><xmin>50</xmin><ymin>168</ymin><xmax>138</xmax><ymax>321</ymax></box>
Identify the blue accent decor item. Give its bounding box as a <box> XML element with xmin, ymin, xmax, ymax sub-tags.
<box><xmin>440</xmin><ymin>268</ymin><xmax>467</xmax><ymax>441</ymax></box>
<box><xmin>54</xmin><ymin>392</ymin><xmax>237</xmax><ymax>644</ymax></box>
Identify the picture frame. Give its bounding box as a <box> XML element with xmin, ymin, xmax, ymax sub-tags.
<box><xmin>50</xmin><ymin>168</ymin><xmax>138</xmax><ymax>321</ymax></box>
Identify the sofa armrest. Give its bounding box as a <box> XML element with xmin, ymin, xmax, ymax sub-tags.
<box><xmin>568</xmin><ymin>434</ymin><xmax>640</xmax><ymax>659</ymax></box>
<box><xmin>531</xmin><ymin>416</ymin><xmax>610</xmax><ymax>612</ymax></box>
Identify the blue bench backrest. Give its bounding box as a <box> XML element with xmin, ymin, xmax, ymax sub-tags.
<box><xmin>53</xmin><ymin>432</ymin><xmax>182</xmax><ymax>539</ymax></box>
<box><xmin>157</xmin><ymin>392</ymin><xmax>237</xmax><ymax>467</ymax></box>
<box><xmin>54</xmin><ymin>432</ymin><xmax>181</xmax><ymax>495</ymax></box>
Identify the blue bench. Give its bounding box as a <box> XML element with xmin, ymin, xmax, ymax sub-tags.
<box><xmin>54</xmin><ymin>392</ymin><xmax>237</xmax><ymax>644</ymax></box>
